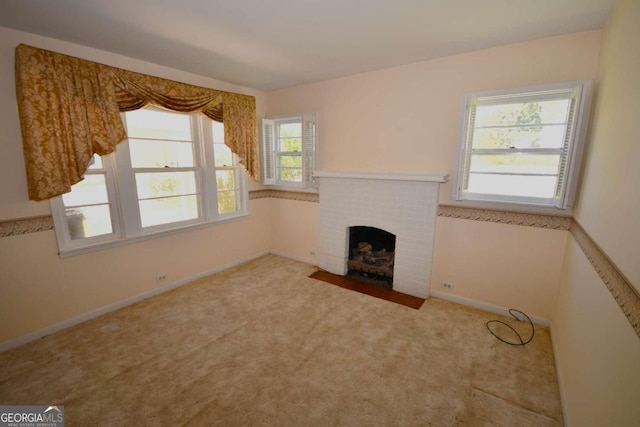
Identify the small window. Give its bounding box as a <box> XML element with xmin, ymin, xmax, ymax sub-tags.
<box><xmin>50</xmin><ymin>107</ymin><xmax>247</xmax><ymax>255</ymax></box>
<box><xmin>262</xmin><ymin>113</ymin><xmax>317</xmax><ymax>189</ymax></box>
<box><xmin>453</xmin><ymin>81</ymin><xmax>592</xmax><ymax>210</ymax></box>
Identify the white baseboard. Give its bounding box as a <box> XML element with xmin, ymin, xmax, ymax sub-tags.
<box><xmin>268</xmin><ymin>249</ymin><xmax>317</xmax><ymax>266</ymax></box>
<box><xmin>2</xmin><ymin>251</ymin><xmax>549</xmax><ymax>353</ymax></box>
<box><xmin>0</xmin><ymin>250</ymin><xmax>270</xmax><ymax>353</ymax></box>
<box><xmin>429</xmin><ymin>290</ymin><xmax>551</xmax><ymax>327</ymax></box>
<box><xmin>549</xmin><ymin>322</ymin><xmax>570</xmax><ymax>425</ymax></box>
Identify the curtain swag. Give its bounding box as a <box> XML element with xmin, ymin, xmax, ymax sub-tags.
<box><xmin>15</xmin><ymin>43</ymin><xmax>259</xmax><ymax>201</ymax></box>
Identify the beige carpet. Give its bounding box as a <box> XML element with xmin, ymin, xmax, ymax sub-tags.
<box><xmin>0</xmin><ymin>254</ymin><xmax>563</xmax><ymax>426</ymax></box>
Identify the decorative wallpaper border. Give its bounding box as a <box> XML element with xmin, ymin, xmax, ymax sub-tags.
<box><xmin>249</xmin><ymin>189</ymin><xmax>319</xmax><ymax>203</ymax></box>
<box><xmin>1</xmin><ymin>199</ymin><xmax>637</xmax><ymax>336</ymax></box>
<box><xmin>570</xmin><ymin>220</ymin><xmax>640</xmax><ymax>338</ymax></box>
<box><xmin>437</xmin><ymin>205</ymin><xmax>572</xmax><ymax>230</ymax></box>
<box><xmin>0</xmin><ymin>215</ymin><xmax>53</xmax><ymax>238</ymax></box>
<box><xmin>0</xmin><ymin>197</ymin><xmax>572</xmax><ymax>238</ymax></box>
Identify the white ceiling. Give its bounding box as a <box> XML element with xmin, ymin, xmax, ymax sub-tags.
<box><xmin>0</xmin><ymin>0</ymin><xmax>615</xmax><ymax>91</ymax></box>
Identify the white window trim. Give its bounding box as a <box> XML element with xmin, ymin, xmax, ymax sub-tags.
<box><xmin>262</xmin><ymin>112</ymin><xmax>317</xmax><ymax>190</ymax></box>
<box><xmin>50</xmin><ymin>108</ymin><xmax>248</xmax><ymax>257</ymax></box>
<box><xmin>451</xmin><ymin>80</ymin><xmax>592</xmax><ymax>213</ymax></box>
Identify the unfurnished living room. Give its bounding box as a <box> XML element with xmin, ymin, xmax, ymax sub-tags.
<box><xmin>0</xmin><ymin>1</ymin><xmax>638</xmax><ymax>426</ymax></box>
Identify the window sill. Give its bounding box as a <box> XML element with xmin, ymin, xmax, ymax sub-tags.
<box><xmin>57</xmin><ymin>212</ymin><xmax>250</xmax><ymax>258</ymax></box>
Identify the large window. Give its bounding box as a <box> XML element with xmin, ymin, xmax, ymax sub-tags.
<box><xmin>453</xmin><ymin>81</ymin><xmax>591</xmax><ymax>210</ymax></box>
<box><xmin>262</xmin><ymin>113</ymin><xmax>317</xmax><ymax>189</ymax></box>
<box><xmin>50</xmin><ymin>107</ymin><xmax>247</xmax><ymax>255</ymax></box>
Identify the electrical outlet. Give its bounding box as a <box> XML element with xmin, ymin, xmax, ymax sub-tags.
<box><xmin>309</xmin><ymin>251</ymin><xmax>316</xmax><ymax>256</ymax></box>
<box><xmin>443</xmin><ymin>282</ymin><xmax>453</xmax><ymax>290</ymax></box>
<box><xmin>156</xmin><ymin>274</ymin><xmax>168</xmax><ymax>283</ymax></box>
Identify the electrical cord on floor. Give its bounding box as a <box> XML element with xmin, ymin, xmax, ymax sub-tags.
<box><xmin>486</xmin><ymin>309</ymin><xmax>535</xmax><ymax>346</ymax></box>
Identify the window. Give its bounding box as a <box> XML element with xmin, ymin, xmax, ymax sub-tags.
<box><xmin>50</xmin><ymin>107</ymin><xmax>247</xmax><ymax>255</ymax></box>
<box><xmin>453</xmin><ymin>81</ymin><xmax>591</xmax><ymax>210</ymax></box>
<box><xmin>262</xmin><ymin>113</ymin><xmax>317</xmax><ymax>189</ymax></box>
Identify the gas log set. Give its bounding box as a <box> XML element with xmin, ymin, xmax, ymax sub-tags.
<box><xmin>347</xmin><ymin>226</ymin><xmax>396</xmax><ymax>289</ymax></box>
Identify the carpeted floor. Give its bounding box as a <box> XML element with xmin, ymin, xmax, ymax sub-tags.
<box><xmin>0</xmin><ymin>254</ymin><xmax>563</xmax><ymax>426</ymax></box>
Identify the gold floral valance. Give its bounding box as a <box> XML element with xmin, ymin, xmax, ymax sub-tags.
<box><xmin>14</xmin><ymin>44</ymin><xmax>258</xmax><ymax>201</ymax></box>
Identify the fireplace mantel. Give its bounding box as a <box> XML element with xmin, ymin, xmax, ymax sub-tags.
<box><xmin>313</xmin><ymin>170</ymin><xmax>449</xmax><ymax>183</ymax></box>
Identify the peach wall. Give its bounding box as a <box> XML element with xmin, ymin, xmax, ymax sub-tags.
<box><xmin>573</xmin><ymin>0</ymin><xmax>640</xmax><ymax>289</ymax></box>
<box><xmin>552</xmin><ymin>0</ymin><xmax>640</xmax><ymax>424</ymax></box>
<box><xmin>553</xmin><ymin>238</ymin><xmax>640</xmax><ymax>426</ymax></box>
<box><xmin>0</xmin><ymin>199</ymin><xmax>272</xmax><ymax>343</ymax></box>
<box><xmin>267</xmin><ymin>30</ymin><xmax>601</xmax><ymax>203</ymax></box>
<box><xmin>266</xmin><ymin>31</ymin><xmax>601</xmax><ymax>320</ymax></box>
<box><xmin>0</xmin><ymin>26</ymin><xmax>271</xmax><ymax>345</ymax></box>
<box><xmin>432</xmin><ymin>217</ymin><xmax>568</xmax><ymax>320</ymax></box>
<box><xmin>270</xmin><ymin>198</ymin><xmax>319</xmax><ymax>264</ymax></box>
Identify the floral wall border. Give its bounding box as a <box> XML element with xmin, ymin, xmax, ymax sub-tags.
<box><xmin>0</xmin><ymin>190</ymin><xmax>320</xmax><ymax>238</ymax></box>
<box><xmin>570</xmin><ymin>220</ymin><xmax>640</xmax><ymax>338</ymax></box>
<box><xmin>249</xmin><ymin>189</ymin><xmax>320</xmax><ymax>203</ymax></box>
<box><xmin>0</xmin><ymin>215</ymin><xmax>53</xmax><ymax>237</ymax></box>
<box><xmin>437</xmin><ymin>205</ymin><xmax>572</xmax><ymax>230</ymax></box>
<box><xmin>2</xmin><ymin>193</ymin><xmax>637</xmax><ymax>337</ymax></box>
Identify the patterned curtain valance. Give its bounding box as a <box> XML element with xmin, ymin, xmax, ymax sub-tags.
<box><xmin>15</xmin><ymin>44</ymin><xmax>258</xmax><ymax>201</ymax></box>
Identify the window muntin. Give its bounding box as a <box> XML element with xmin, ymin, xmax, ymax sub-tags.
<box><xmin>50</xmin><ymin>108</ymin><xmax>247</xmax><ymax>255</ymax></box>
<box><xmin>455</xmin><ymin>81</ymin><xmax>591</xmax><ymax>209</ymax></box>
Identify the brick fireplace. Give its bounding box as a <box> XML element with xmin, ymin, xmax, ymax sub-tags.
<box><xmin>315</xmin><ymin>171</ymin><xmax>448</xmax><ymax>298</ymax></box>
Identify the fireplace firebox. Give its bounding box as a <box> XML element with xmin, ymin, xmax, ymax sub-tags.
<box><xmin>347</xmin><ymin>226</ymin><xmax>396</xmax><ymax>289</ymax></box>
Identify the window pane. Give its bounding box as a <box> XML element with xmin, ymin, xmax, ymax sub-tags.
<box><xmin>65</xmin><ymin>205</ymin><xmax>112</xmax><ymax>239</ymax></box>
<box><xmin>471</xmin><ymin>125</ymin><xmax>566</xmax><ymax>149</ymax></box>
<box><xmin>135</xmin><ymin>172</ymin><xmax>197</xmax><ymax>199</ymax></box>
<box><xmin>217</xmin><ymin>190</ymin><xmax>237</xmax><ymax>214</ymax></box>
<box><xmin>214</xmin><ymin>143</ymin><xmax>233</xmax><ymax>167</ymax></box>
<box><xmin>279</xmin><ymin>167</ymin><xmax>302</xmax><ymax>182</ymax></box>
<box><xmin>279</xmin><ymin>155</ymin><xmax>302</xmax><ymax>168</ymax></box>
<box><xmin>216</xmin><ymin>170</ymin><xmax>235</xmax><ymax>191</ymax></box>
<box><xmin>280</xmin><ymin>137</ymin><xmax>302</xmax><ymax>152</ymax></box>
<box><xmin>126</xmin><ymin>109</ymin><xmax>192</xmax><ymax>140</ymax></box>
<box><xmin>279</xmin><ymin>122</ymin><xmax>301</xmax><ymax>138</ymax></box>
<box><xmin>475</xmin><ymin>99</ymin><xmax>570</xmax><ymax>127</ymax></box>
<box><xmin>467</xmin><ymin>174</ymin><xmax>557</xmax><ymax>199</ymax></box>
<box><xmin>87</xmin><ymin>154</ymin><xmax>103</xmax><ymax>170</ymax></box>
<box><xmin>212</xmin><ymin>121</ymin><xmax>224</xmax><ymax>143</ymax></box>
<box><xmin>129</xmin><ymin>139</ymin><xmax>194</xmax><ymax>168</ymax></box>
<box><xmin>62</xmin><ymin>174</ymin><xmax>109</xmax><ymax>207</ymax></box>
<box><xmin>470</xmin><ymin>154</ymin><xmax>560</xmax><ymax>175</ymax></box>
<box><xmin>139</xmin><ymin>195</ymin><xmax>199</xmax><ymax>227</ymax></box>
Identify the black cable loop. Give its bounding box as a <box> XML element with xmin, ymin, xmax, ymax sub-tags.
<box><xmin>486</xmin><ymin>309</ymin><xmax>535</xmax><ymax>346</ymax></box>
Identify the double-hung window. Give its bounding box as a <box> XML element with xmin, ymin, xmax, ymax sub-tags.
<box><xmin>454</xmin><ymin>81</ymin><xmax>591</xmax><ymax>210</ymax></box>
<box><xmin>50</xmin><ymin>107</ymin><xmax>247</xmax><ymax>255</ymax></box>
<box><xmin>262</xmin><ymin>113</ymin><xmax>317</xmax><ymax>189</ymax></box>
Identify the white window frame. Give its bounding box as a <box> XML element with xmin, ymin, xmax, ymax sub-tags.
<box><xmin>262</xmin><ymin>112</ymin><xmax>317</xmax><ymax>190</ymax></box>
<box><xmin>50</xmin><ymin>107</ymin><xmax>248</xmax><ymax>257</ymax></box>
<box><xmin>452</xmin><ymin>80</ymin><xmax>592</xmax><ymax>212</ymax></box>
